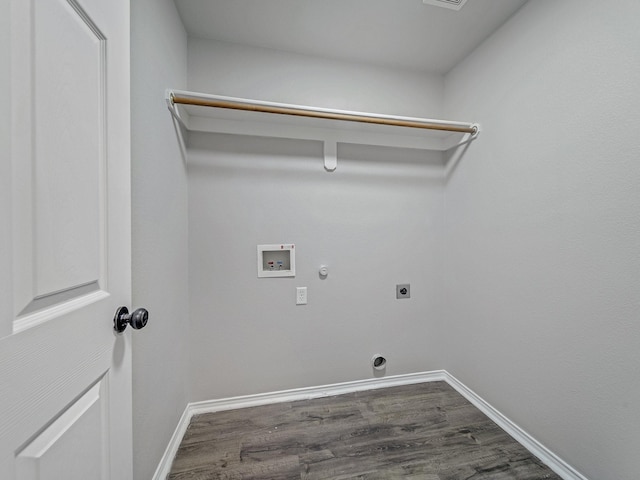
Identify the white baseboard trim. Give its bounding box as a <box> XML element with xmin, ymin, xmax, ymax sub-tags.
<box><xmin>187</xmin><ymin>370</ymin><xmax>447</xmax><ymax>417</ymax></box>
<box><xmin>151</xmin><ymin>371</ymin><xmax>445</xmax><ymax>480</ymax></box>
<box><xmin>151</xmin><ymin>403</ymin><xmax>192</xmax><ymax>480</ymax></box>
<box><xmin>152</xmin><ymin>370</ymin><xmax>587</xmax><ymax>480</ymax></box>
<box><xmin>445</xmin><ymin>372</ymin><xmax>588</xmax><ymax>480</ymax></box>
<box><xmin>442</xmin><ymin>371</ymin><xmax>588</xmax><ymax>480</ymax></box>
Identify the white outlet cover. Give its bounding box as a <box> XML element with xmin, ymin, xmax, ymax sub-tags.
<box><xmin>296</xmin><ymin>287</ymin><xmax>307</xmax><ymax>305</ymax></box>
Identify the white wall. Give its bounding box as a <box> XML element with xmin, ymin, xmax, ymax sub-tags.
<box><xmin>0</xmin><ymin>0</ymin><xmax>11</xmax><ymax>339</ymax></box>
<box><xmin>186</xmin><ymin>41</ymin><xmax>446</xmax><ymax>401</ymax></box>
<box><xmin>188</xmin><ymin>39</ymin><xmax>444</xmax><ymax>118</ymax></box>
<box><xmin>130</xmin><ymin>1</ymin><xmax>189</xmax><ymax>479</ymax></box>
<box><xmin>153</xmin><ymin>4</ymin><xmax>640</xmax><ymax>476</ymax></box>
<box><xmin>443</xmin><ymin>1</ymin><xmax>640</xmax><ymax>479</ymax></box>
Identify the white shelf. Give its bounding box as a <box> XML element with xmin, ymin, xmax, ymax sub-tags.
<box><xmin>166</xmin><ymin>89</ymin><xmax>479</xmax><ymax>171</ymax></box>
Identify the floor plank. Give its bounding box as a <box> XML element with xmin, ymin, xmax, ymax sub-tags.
<box><xmin>168</xmin><ymin>382</ymin><xmax>561</xmax><ymax>479</ymax></box>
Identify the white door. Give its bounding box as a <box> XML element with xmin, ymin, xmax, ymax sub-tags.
<box><xmin>0</xmin><ymin>0</ymin><xmax>134</xmax><ymax>478</ymax></box>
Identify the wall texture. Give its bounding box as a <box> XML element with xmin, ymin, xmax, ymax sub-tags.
<box><xmin>186</xmin><ymin>41</ymin><xmax>447</xmax><ymax>401</ymax></box>
<box><xmin>139</xmin><ymin>4</ymin><xmax>640</xmax><ymax>477</ymax></box>
<box><xmin>188</xmin><ymin>135</ymin><xmax>444</xmax><ymax>400</ymax></box>
<box><xmin>188</xmin><ymin>38</ymin><xmax>444</xmax><ymax>118</ymax></box>
<box><xmin>443</xmin><ymin>1</ymin><xmax>640</xmax><ymax>479</ymax></box>
<box><xmin>0</xmin><ymin>1</ymin><xmax>11</xmax><ymax>338</ymax></box>
<box><xmin>130</xmin><ymin>1</ymin><xmax>189</xmax><ymax>479</ymax></box>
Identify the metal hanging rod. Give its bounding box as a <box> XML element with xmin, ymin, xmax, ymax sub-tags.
<box><xmin>169</xmin><ymin>92</ymin><xmax>478</xmax><ymax>135</ymax></box>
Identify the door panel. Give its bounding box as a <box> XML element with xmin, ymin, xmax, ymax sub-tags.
<box><xmin>13</xmin><ymin>0</ymin><xmax>107</xmax><ymax>330</ymax></box>
<box><xmin>1</xmin><ymin>0</ymin><xmax>132</xmax><ymax>478</ymax></box>
<box><xmin>32</xmin><ymin>0</ymin><xmax>105</xmax><ymax>300</ymax></box>
<box><xmin>16</xmin><ymin>378</ymin><xmax>108</xmax><ymax>480</ymax></box>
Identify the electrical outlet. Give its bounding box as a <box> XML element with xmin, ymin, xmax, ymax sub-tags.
<box><xmin>396</xmin><ymin>284</ymin><xmax>410</xmax><ymax>299</ymax></box>
<box><xmin>296</xmin><ymin>287</ymin><xmax>307</xmax><ymax>305</ymax></box>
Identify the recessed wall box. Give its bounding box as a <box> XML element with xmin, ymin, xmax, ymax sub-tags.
<box><xmin>257</xmin><ymin>244</ymin><xmax>295</xmax><ymax>278</ymax></box>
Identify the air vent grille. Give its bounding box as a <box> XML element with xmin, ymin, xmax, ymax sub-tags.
<box><xmin>422</xmin><ymin>0</ymin><xmax>468</xmax><ymax>11</ymax></box>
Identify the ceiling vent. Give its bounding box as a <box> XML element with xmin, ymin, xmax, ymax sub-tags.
<box><xmin>422</xmin><ymin>0</ymin><xmax>468</xmax><ymax>11</ymax></box>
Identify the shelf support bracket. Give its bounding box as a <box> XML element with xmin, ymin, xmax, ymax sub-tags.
<box><xmin>324</xmin><ymin>139</ymin><xmax>337</xmax><ymax>172</ymax></box>
<box><xmin>166</xmin><ymin>90</ymin><xmax>188</xmax><ymax>163</ymax></box>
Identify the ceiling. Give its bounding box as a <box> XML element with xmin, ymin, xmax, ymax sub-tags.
<box><xmin>173</xmin><ymin>0</ymin><xmax>528</xmax><ymax>74</ymax></box>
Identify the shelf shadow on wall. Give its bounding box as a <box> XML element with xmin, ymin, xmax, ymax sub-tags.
<box><xmin>443</xmin><ymin>140</ymin><xmax>472</xmax><ymax>182</ymax></box>
<box><xmin>186</xmin><ymin>131</ymin><xmax>447</xmax><ymax>190</ymax></box>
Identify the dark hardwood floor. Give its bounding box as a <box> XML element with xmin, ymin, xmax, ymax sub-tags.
<box><xmin>168</xmin><ymin>381</ymin><xmax>561</xmax><ymax>479</ymax></box>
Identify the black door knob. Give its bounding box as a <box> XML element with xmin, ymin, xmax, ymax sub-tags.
<box><xmin>113</xmin><ymin>306</ymin><xmax>149</xmax><ymax>333</ymax></box>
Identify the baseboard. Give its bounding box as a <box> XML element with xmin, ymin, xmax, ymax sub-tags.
<box><xmin>152</xmin><ymin>370</ymin><xmax>587</xmax><ymax>480</ymax></box>
<box><xmin>151</xmin><ymin>371</ymin><xmax>445</xmax><ymax>480</ymax></box>
<box><xmin>442</xmin><ymin>372</ymin><xmax>588</xmax><ymax>480</ymax></box>
<box><xmin>187</xmin><ymin>370</ymin><xmax>447</xmax><ymax>417</ymax></box>
<box><xmin>151</xmin><ymin>403</ymin><xmax>192</xmax><ymax>480</ymax></box>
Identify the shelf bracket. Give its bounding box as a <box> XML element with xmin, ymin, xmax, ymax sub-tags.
<box><xmin>324</xmin><ymin>139</ymin><xmax>337</xmax><ymax>172</ymax></box>
<box><xmin>166</xmin><ymin>90</ymin><xmax>188</xmax><ymax>163</ymax></box>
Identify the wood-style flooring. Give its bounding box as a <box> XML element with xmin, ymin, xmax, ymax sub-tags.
<box><xmin>168</xmin><ymin>381</ymin><xmax>561</xmax><ymax>479</ymax></box>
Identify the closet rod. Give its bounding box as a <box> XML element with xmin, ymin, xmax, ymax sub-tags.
<box><xmin>170</xmin><ymin>94</ymin><xmax>478</xmax><ymax>135</ymax></box>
